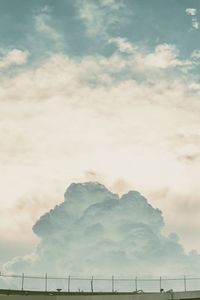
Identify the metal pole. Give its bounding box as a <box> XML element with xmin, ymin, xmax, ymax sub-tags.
<box><xmin>21</xmin><ymin>273</ymin><xmax>25</xmax><ymax>291</ymax></box>
<box><xmin>91</xmin><ymin>276</ymin><xmax>94</xmax><ymax>293</ymax></box>
<box><xmin>68</xmin><ymin>275</ymin><xmax>70</xmax><ymax>292</ymax></box>
<box><xmin>159</xmin><ymin>276</ymin><xmax>162</xmax><ymax>292</ymax></box>
<box><xmin>45</xmin><ymin>273</ymin><xmax>48</xmax><ymax>292</ymax></box>
<box><xmin>135</xmin><ymin>276</ymin><xmax>138</xmax><ymax>292</ymax></box>
<box><xmin>184</xmin><ymin>275</ymin><xmax>187</xmax><ymax>292</ymax></box>
<box><xmin>112</xmin><ymin>276</ymin><xmax>114</xmax><ymax>292</ymax></box>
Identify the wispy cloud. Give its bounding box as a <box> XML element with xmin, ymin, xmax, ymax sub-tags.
<box><xmin>76</xmin><ymin>0</ymin><xmax>127</xmax><ymax>37</ymax></box>
<box><xmin>33</xmin><ymin>6</ymin><xmax>63</xmax><ymax>50</ymax></box>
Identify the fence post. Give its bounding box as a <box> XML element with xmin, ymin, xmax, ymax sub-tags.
<box><xmin>68</xmin><ymin>275</ymin><xmax>70</xmax><ymax>292</ymax></box>
<box><xmin>112</xmin><ymin>276</ymin><xmax>114</xmax><ymax>292</ymax></box>
<box><xmin>91</xmin><ymin>276</ymin><xmax>94</xmax><ymax>293</ymax></box>
<box><xmin>159</xmin><ymin>276</ymin><xmax>162</xmax><ymax>292</ymax></box>
<box><xmin>21</xmin><ymin>273</ymin><xmax>25</xmax><ymax>291</ymax></box>
<box><xmin>184</xmin><ymin>275</ymin><xmax>187</xmax><ymax>292</ymax></box>
<box><xmin>135</xmin><ymin>276</ymin><xmax>138</xmax><ymax>292</ymax></box>
<box><xmin>45</xmin><ymin>273</ymin><xmax>48</xmax><ymax>292</ymax></box>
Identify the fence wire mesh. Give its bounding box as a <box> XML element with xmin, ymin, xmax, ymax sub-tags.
<box><xmin>1</xmin><ymin>273</ymin><xmax>200</xmax><ymax>293</ymax></box>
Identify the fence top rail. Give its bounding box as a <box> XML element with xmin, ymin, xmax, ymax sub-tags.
<box><xmin>1</xmin><ymin>273</ymin><xmax>200</xmax><ymax>281</ymax></box>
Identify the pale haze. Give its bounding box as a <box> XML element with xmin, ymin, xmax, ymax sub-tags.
<box><xmin>0</xmin><ymin>0</ymin><xmax>200</xmax><ymax>275</ymax></box>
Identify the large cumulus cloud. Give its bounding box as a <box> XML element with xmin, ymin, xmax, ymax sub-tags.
<box><xmin>4</xmin><ymin>182</ymin><xmax>200</xmax><ymax>278</ymax></box>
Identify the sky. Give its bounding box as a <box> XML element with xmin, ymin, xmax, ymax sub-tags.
<box><xmin>1</xmin><ymin>0</ymin><xmax>200</xmax><ymax>276</ymax></box>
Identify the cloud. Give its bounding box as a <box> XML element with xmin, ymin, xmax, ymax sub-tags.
<box><xmin>191</xmin><ymin>50</ymin><xmax>200</xmax><ymax>59</ymax></box>
<box><xmin>186</xmin><ymin>8</ymin><xmax>199</xmax><ymax>30</ymax></box>
<box><xmin>76</xmin><ymin>0</ymin><xmax>127</xmax><ymax>37</ymax></box>
<box><xmin>110</xmin><ymin>179</ymin><xmax>130</xmax><ymax>195</ymax></box>
<box><xmin>148</xmin><ymin>188</ymin><xmax>200</xmax><ymax>255</ymax></box>
<box><xmin>177</xmin><ymin>144</ymin><xmax>200</xmax><ymax>163</ymax></box>
<box><xmin>1</xmin><ymin>41</ymin><xmax>200</xmax><ymax>262</ymax></box>
<box><xmin>108</xmin><ymin>37</ymin><xmax>136</xmax><ymax>54</ymax></box>
<box><xmin>0</xmin><ymin>49</ymin><xmax>29</xmax><ymax>70</ymax></box>
<box><xmin>186</xmin><ymin>8</ymin><xmax>197</xmax><ymax>17</ymax></box>
<box><xmin>76</xmin><ymin>42</ymin><xmax>191</xmax><ymax>75</ymax></box>
<box><xmin>4</xmin><ymin>182</ymin><xmax>200</xmax><ymax>283</ymax></box>
<box><xmin>135</xmin><ymin>44</ymin><xmax>190</xmax><ymax>70</ymax></box>
<box><xmin>0</xmin><ymin>239</ymin><xmax>34</xmax><ymax>270</ymax></box>
<box><xmin>33</xmin><ymin>7</ymin><xmax>63</xmax><ymax>50</ymax></box>
<box><xmin>192</xmin><ymin>20</ymin><xmax>199</xmax><ymax>30</ymax></box>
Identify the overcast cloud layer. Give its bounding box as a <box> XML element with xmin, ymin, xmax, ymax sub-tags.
<box><xmin>1</xmin><ymin>0</ymin><xmax>200</xmax><ymax>273</ymax></box>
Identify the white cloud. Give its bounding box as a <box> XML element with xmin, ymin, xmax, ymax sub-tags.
<box><xmin>0</xmin><ymin>49</ymin><xmax>29</xmax><ymax>70</ymax></box>
<box><xmin>0</xmin><ymin>42</ymin><xmax>200</xmax><ymax>266</ymax></box>
<box><xmin>192</xmin><ymin>20</ymin><xmax>199</xmax><ymax>29</ymax></box>
<box><xmin>186</xmin><ymin>8</ymin><xmax>197</xmax><ymax>16</ymax></box>
<box><xmin>108</xmin><ymin>37</ymin><xmax>136</xmax><ymax>54</ymax></box>
<box><xmin>186</xmin><ymin>8</ymin><xmax>199</xmax><ymax>30</ymax></box>
<box><xmin>4</xmin><ymin>182</ymin><xmax>200</xmax><ymax>279</ymax></box>
<box><xmin>135</xmin><ymin>44</ymin><xmax>187</xmax><ymax>70</ymax></box>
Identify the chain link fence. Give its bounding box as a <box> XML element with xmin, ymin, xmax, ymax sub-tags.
<box><xmin>1</xmin><ymin>273</ymin><xmax>200</xmax><ymax>293</ymax></box>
